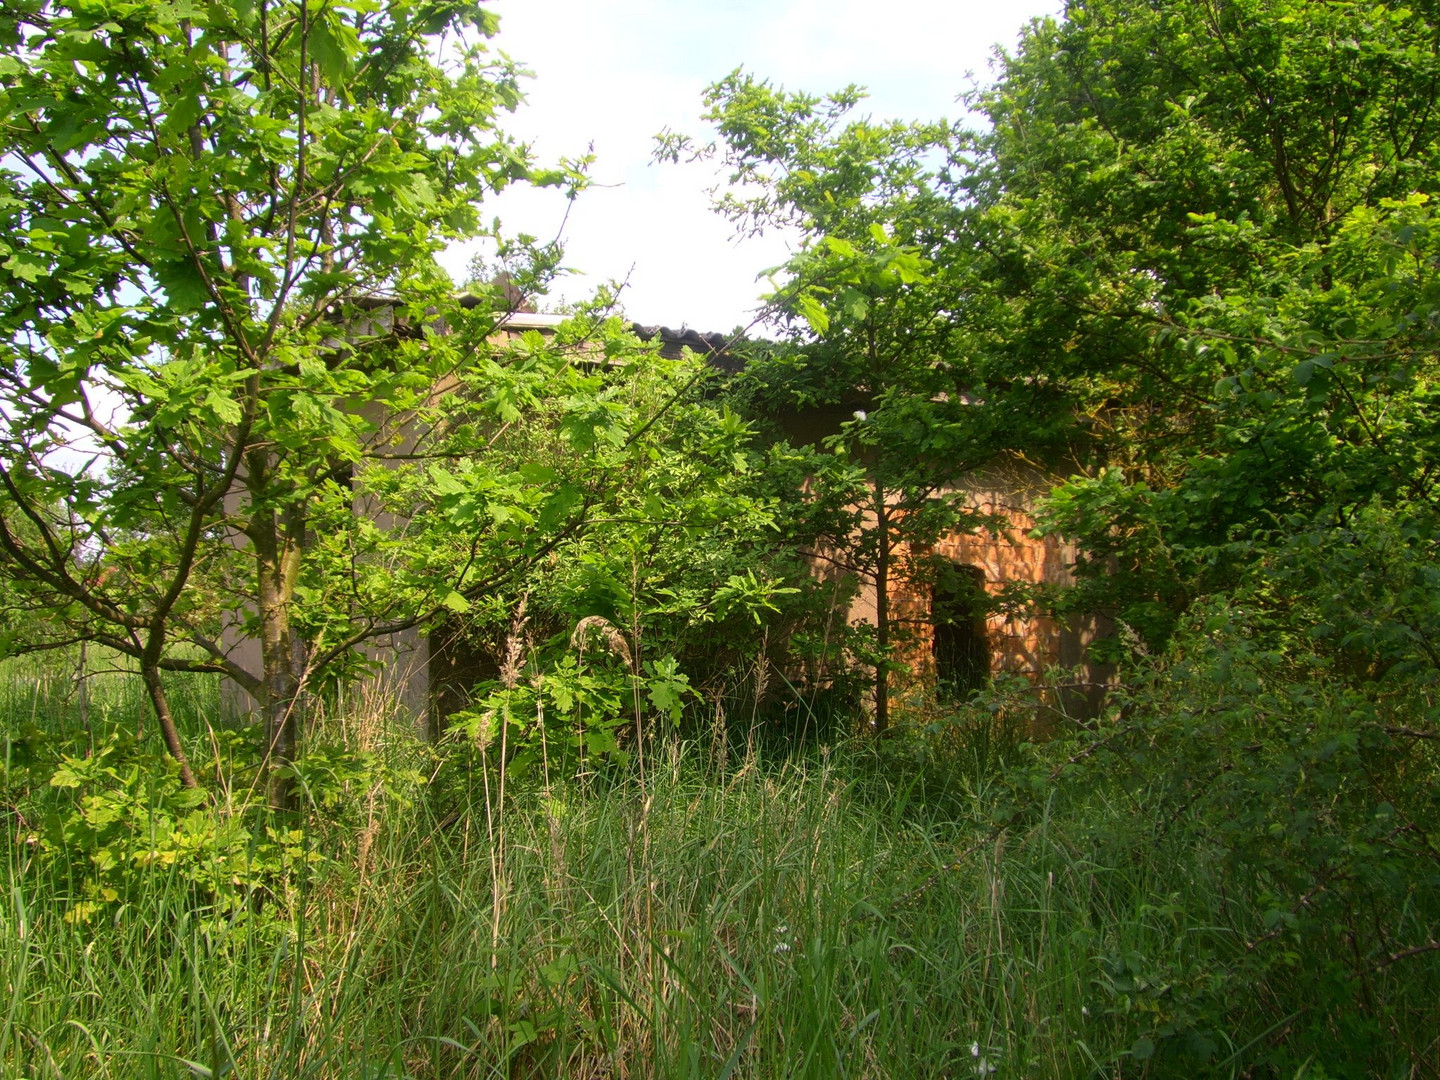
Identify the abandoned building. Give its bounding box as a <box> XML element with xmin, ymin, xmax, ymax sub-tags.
<box><xmin>218</xmin><ymin>310</ymin><xmax>1110</xmax><ymax>727</ymax></box>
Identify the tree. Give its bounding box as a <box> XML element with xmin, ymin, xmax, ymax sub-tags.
<box><xmin>436</xmin><ymin>318</ymin><xmax>819</xmax><ymax>771</ymax></box>
<box><xmin>0</xmin><ymin>0</ymin><xmax>579</xmax><ymax>804</ymax></box>
<box><xmin>662</xmin><ymin>72</ymin><xmax>1047</xmax><ymax>730</ymax></box>
<box><xmin>967</xmin><ymin>0</ymin><xmax>1440</xmax><ymax>675</ymax></box>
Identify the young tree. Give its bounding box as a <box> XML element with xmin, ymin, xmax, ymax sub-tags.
<box><xmin>434</xmin><ymin>320</ymin><xmax>818</xmax><ymax>769</ymax></box>
<box><xmin>0</xmin><ymin>0</ymin><xmax>577</xmax><ymax>803</ymax></box>
<box><xmin>662</xmin><ymin>73</ymin><xmax>1034</xmax><ymax>730</ymax></box>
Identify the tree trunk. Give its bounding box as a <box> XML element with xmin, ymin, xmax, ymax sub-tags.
<box><xmin>252</xmin><ymin>503</ymin><xmax>305</xmax><ymax>811</ymax></box>
<box><xmin>140</xmin><ymin>662</ymin><xmax>198</xmax><ymax>789</ymax></box>
<box><xmin>874</xmin><ymin>490</ymin><xmax>890</xmax><ymax>734</ymax></box>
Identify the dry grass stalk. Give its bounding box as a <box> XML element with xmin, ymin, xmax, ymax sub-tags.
<box><xmin>499</xmin><ymin>594</ymin><xmax>530</xmax><ymax>690</ymax></box>
<box><xmin>570</xmin><ymin>615</ymin><xmax>634</xmax><ymax>671</ymax></box>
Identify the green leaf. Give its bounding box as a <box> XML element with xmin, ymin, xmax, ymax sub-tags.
<box><xmin>167</xmin><ymin>93</ymin><xmax>205</xmax><ymax>131</ymax></box>
<box><xmin>841</xmin><ymin>287</ymin><xmax>869</xmax><ymax>322</ymax></box>
<box><xmin>154</xmin><ymin>259</ymin><xmax>210</xmax><ymax>312</ymax></box>
<box><xmin>205</xmin><ymin>388</ymin><xmax>242</xmax><ymax>425</ymax></box>
<box><xmin>3</xmin><ymin>250</ymin><xmax>49</xmax><ymax>282</ymax></box>
<box><xmin>427</xmin><ymin>466</ymin><xmax>466</xmax><ymax>496</ymax></box>
<box><xmin>308</xmin><ymin>14</ymin><xmax>352</xmax><ymax>87</ymax></box>
<box><xmin>539</xmin><ymin>953</ymin><xmax>579</xmax><ymax>987</ymax></box>
<box><xmin>796</xmin><ymin>293</ymin><xmax>830</xmax><ymax>335</ymax></box>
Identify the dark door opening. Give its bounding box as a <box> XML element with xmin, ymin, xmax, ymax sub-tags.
<box><xmin>428</xmin><ymin>618</ymin><xmax>500</xmax><ymax>722</ymax></box>
<box><xmin>932</xmin><ymin>563</ymin><xmax>991</xmax><ymax>700</ymax></box>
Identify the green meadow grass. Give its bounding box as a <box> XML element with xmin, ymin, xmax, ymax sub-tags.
<box><xmin>2</xmin><ymin>660</ymin><xmax>1436</xmax><ymax>1078</ymax></box>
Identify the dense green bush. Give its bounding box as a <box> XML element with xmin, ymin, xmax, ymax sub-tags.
<box><xmin>983</xmin><ymin>600</ymin><xmax>1440</xmax><ymax>1075</ymax></box>
<box><xmin>3</xmin><ymin>642</ymin><xmax>1437</xmax><ymax>1077</ymax></box>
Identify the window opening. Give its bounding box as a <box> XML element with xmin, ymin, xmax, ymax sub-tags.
<box><xmin>932</xmin><ymin>562</ymin><xmax>991</xmax><ymax>699</ymax></box>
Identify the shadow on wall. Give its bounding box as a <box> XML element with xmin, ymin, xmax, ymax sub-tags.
<box><xmin>933</xmin><ymin>562</ymin><xmax>990</xmax><ymax>701</ymax></box>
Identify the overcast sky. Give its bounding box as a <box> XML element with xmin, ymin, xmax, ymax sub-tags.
<box><xmin>440</xmin><ymin>0</ymin><xmax>1064</xmax><ymax>332</ymax></box>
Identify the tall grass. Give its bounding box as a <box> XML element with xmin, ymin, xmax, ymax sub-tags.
<box><xmin>3</xmin><ymin>656</ymin><xmax>1437</xmax><ymax>1077</ymax></box>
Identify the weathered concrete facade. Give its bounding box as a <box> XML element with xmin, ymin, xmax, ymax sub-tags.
<box><xmin>218</xmin><ymin>313</ymin><xmax>1108</xmax><ymax>727</ymax></box>
<box><xmin>875</xmin><ymin>461</ymin><xmax>1113</xmax><ymax>721</ymax></box>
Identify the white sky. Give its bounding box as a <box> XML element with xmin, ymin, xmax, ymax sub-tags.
<box><xmin>440</xmin><ymin>0</ymin><xmax>1064</xmax><ymax>332</ymax></box>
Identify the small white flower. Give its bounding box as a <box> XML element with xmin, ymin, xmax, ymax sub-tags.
<box><xmin>774</xmin><ymin>924</ymin><xmax>789</xmax><ymax>936</ymax></box>
<box><xmin>772</xmin><ymin>942</ymin><xmax>791</xmax><ymax>954</ymax></box>
<box><xmin>970</xmin><ymin>1043</ymin><xmax>996</xmax><ymax>1076</ymax></box>
<box><xmin>852</xmin><ymin>409</ymin><xmax>867</xmax><ymax>421</ymax></box>
<box><xmin>1081</xmin><ymin>1006</ymin><xmax>1090</xmax><ymax>1018</ymax></box>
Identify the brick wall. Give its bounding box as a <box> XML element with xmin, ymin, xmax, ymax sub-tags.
<box><xmin>845</xmin><ymin>459</ymin><xmax>1114</xmax><ymax>722</ymax></box>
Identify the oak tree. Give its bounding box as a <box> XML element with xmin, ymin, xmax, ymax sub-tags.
<box><xmin>970</xmin><ymin>0</ymin><xmax>1440</xmax><ymax>673</ymax></box>
<box><xmin>664</xmin><ymin>73</ymin><xmax>1038</xmax><ymax>729</ymax></box>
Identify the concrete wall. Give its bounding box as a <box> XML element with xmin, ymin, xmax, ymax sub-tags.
<box><xmin>844</xmin><ymin>458</ymin><xmax>1115</xmax><ymax>724</ymax></box>
<box><xmin>217</xmin><ymin>314</ymin><xmax>1113</xmax><ymax>728</ymax></box>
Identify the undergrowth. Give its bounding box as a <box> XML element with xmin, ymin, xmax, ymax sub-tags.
<box><xmin>2</xmin><ymin>619</ymin><xmax>1437</xmax><ymax>1078</ymax></box>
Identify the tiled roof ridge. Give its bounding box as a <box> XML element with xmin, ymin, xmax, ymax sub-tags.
<box><xmin>340</xmin><ymin>295</ymin><xmax>745</xmax><ymax>369</ymax></box>
<box><xmin>631</xmin><ymin>324</ymin><xmax>744</xmax><ymax>371</ymax></box>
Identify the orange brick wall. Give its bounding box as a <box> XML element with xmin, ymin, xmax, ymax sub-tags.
<box><xmin>843</xmin><ymin>460</ymin><xmax>1113</xmax><ymax>716</ymax></box>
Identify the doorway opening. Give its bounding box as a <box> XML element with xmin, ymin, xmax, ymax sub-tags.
<box><xmin>932</xmin><ymin>563</ymin><xmax>991</xmax><ymax>700</ymax></box>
